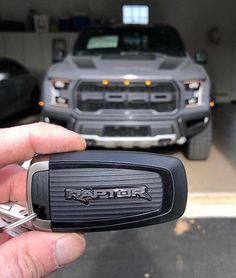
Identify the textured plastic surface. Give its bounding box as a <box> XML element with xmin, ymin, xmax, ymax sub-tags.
<box><xmin>29</xmin><ymin>150</ymin><xmax>187</xmax><ymax>232</ymax></box>
<box><xmin>49</xmin><ymin>168</ymin><xmax>163</xmax><ymax>221</ymax></box>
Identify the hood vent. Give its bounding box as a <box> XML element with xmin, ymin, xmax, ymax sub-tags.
<box><xmin>159</xmin><ymin>57</ymin><xmax>184</xmax><ymax>70</ymax></box>
<box><xmin>74</xmin><ymin>58</ymin><xmax>96</xmax><ymax>69</ymax></box>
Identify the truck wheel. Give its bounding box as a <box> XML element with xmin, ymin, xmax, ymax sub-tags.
<box><xmin>185</xmin><ymin>118</ymin><xmax>212</xmax><ymax>160</ymax></box>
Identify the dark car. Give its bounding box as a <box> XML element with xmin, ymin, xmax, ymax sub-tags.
<box><xmin>0</xmin><ymin>57</ymin><xmax>39</xmax><ymax>121</ymax></box>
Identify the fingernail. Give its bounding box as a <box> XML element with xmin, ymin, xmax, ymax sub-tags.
<box><xmin>55</xmin><ymin>234</ymin><xmax>85</xmax><ymax>267</ymax></box>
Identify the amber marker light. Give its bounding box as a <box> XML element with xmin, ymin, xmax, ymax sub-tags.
<box><xmin>123</xmin><ymin>80</ymin><xmax>130</xmax><ymax>86</ymax></box>
<box><xmin>101</xmin><ymin>80</ymin><xmax>109</xmax><ymax>86</ymax></box>
<box><xmin>210</xmin><ymin>101</ymin><xmax>215</xmax><ymax>108</ymax></box>
<box><xmin>145</xmin><ymin>80</ymin><xmax>152</xmax><ymax>86</ymax></box>
<box><xmin>38</xmin><ymin>101</ymin><xmax>45</xmax><ymax>107</ymax></box>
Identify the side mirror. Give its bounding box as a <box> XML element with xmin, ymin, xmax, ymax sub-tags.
<box><xmin>53</xmin><ymin>49</ymin><xmax>66</xmax><ymax>63</ymax></box>
<box><xmin>194</xmin><ymin>50</ymin><xmax>208</xmax><ymax>65</ymax></box>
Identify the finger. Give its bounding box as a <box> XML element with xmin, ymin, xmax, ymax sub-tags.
<box><xmin>0</xmin><ymin>231</ymin><xmax>85</xmax><ymax>278</ymax></box>
<box><xmin>0</xmin><ymin>165</ymin><xmax>27</xmax><ymax>205</ymax></box>
<box><xmin>0</xmin><ymin>123</ymin><xmax>86</xmax><ymax>168</ymax></box>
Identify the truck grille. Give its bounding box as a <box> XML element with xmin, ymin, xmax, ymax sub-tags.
<box><xmin>76</xmin><ymin>81</ymin><xmax>178</xmax><ymax>113</ymax></box>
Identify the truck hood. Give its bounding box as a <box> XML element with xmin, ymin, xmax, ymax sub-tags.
<box><xmin>48</xmin><ymin>54</ymin><xmax>207</xmax><ymax>81</ymax></box>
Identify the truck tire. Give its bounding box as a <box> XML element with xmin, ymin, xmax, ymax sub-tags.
<box><xmin>185</xmin><ymin>118</ymin><xmax>212</xmax><ymax>160</ymax></box>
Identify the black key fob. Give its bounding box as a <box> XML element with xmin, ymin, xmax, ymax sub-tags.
<box><xmin>27</xmin><ymin>151</ymin><xmax>187</xmax><ymax>232</ymax></box>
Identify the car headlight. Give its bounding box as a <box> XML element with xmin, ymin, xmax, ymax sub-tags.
<box><xmin>183</xmin><ymin>80</ymin><xmax>204</xmax><ymax>107</ymax></box>
<box><xmin>52</xmin><ymin>79</ymin><xmax>70</xmax><ymax>90</ymax></box>
<box><xmin>49</xmin><ymin>78</ymin><xmax>71</xmax><ymax>107</ymax></box>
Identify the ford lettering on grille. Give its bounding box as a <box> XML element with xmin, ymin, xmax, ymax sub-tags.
<box><xmin>76</xmin><ymin>81</ymin><xmax>178</xmax><ymax>113</ymax></box>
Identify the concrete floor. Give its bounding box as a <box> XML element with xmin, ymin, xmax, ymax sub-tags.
<box><xmin>48</xmin><ymin>218</ymin><xmax>236</xmax><ymax>278</ymax></box>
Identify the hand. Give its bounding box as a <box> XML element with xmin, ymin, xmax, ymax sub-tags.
<box><xmin>0</xmin><ymin>123</ymin><xmax>86</xmax><ymax>278</ymax></box>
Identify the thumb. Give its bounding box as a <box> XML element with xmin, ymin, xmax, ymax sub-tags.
<box><xmin>0</xmin><ymin>231</ymin><xmax>86</xmax><ymax>278</ymax></box>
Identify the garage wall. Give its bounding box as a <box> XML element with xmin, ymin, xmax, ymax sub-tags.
<box><xmin>0</xmin><ymin>32</ymin><xmax>78</xmax><ymax>81</ymax></box>
<box><xmin>0</xmin><ymin>0</ymin><xmax>236</xmax><ymax>101</ymax></box>
<box><xmin>155</xmin><ymin>0</ymin><xmax>236</xmax><ymax>102</ymax></box>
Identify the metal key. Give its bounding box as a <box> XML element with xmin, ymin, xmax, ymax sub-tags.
<box><xmin>0</xmin><ymin>202</ymin><xmax>36</xmax><ymax>237</ymax></box>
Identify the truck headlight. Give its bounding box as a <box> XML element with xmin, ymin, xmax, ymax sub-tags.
<box><xmin>49</xmin><ymin>78</ymin><xmax>70</xmax><ymax>107</ymax></box>
<box><xmin>183</xmin><ymin>80</ymin><xmax>203</xmax><ymax>91</ymax></box>
<box><xmin>183</xmin><ymin>80</ymin><xmax>204</xmax><ymax>107</ymax></box>
<box><xmin>51</xmin><ymin>78</ymin><xmax>70</xmax><ymax>90</ymax></box>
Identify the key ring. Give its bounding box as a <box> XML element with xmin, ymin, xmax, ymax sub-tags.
<box><xmin>0</xmin><ymin>213</ymin><xmax>37</xmax><ymax>233</ymax></box>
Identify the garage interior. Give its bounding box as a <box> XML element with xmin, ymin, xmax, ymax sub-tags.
<box><xmin>0</xmin><ymin>0</ymin><xmax>236</xmax><ymax>277</ymax></box>
<box><xmin>1</xmin><ymin>0</ymin><xmax>236</xmax><ymax>102</ymax></box>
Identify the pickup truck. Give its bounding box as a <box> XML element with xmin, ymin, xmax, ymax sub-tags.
<box><xmin>42</xmin><ymin>24</ymin><xmax>213</xmax><ymax>160</ymax></box>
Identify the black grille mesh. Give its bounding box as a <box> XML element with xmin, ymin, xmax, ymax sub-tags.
<box><xmin>76</xmin><ymin>82</ymin><xmax>178</xmax><ymax>113</ymax></box>
<box><xmin>78</xmin><ymin>83</ymin><xmax>176</xmax><ymax>93</ymax></box>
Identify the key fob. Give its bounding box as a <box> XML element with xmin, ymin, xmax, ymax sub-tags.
<box><xmin>27</xmin><ymin>150</ymin><xmax>187</xmax><ymax>232</ymax></box>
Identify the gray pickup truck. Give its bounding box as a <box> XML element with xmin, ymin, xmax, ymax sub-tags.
<box><xmin>42</xmin><ymin>24</ymin><xmax>213</xmax><ymax>160</ymax></box>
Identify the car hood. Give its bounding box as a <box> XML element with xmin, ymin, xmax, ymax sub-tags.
<box><xmin>48</xmin><ymin>54</ymin><xmax>207</xmax><ymax>81</ymax></box>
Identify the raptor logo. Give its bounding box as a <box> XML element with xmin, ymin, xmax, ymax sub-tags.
<box><xmin>65</xmin><ymin>186</ymin><xmax>152</xmax><ymax>205</ymax></box>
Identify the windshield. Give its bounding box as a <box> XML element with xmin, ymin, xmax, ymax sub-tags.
<box><xmin>73</xmin><ymin>26</ymin><xmax>186</xmax><ymax>57</ymax></box>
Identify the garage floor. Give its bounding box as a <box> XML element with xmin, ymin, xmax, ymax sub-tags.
<box><xmin>49</xmin><ymin>218</ymin><xmax>236</xmax><ymax>278</ymax></box>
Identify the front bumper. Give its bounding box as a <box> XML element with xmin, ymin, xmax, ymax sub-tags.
<box><xmin>42</xmin><ymin>107</ymin><xmax>211</xmax><ymax>148</ymax></box>
<box><xmin>82</xmin><ymin>134</ymin><xmax>177</xmax><ymax>148</ymax></box>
